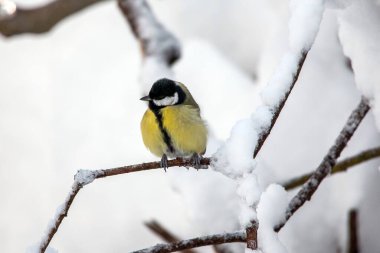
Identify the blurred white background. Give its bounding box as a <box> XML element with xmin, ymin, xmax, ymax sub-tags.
<box><xmin>1</xmin><ymin>0</ymin><xmax>380</xmax><ymax>252</ymax></box>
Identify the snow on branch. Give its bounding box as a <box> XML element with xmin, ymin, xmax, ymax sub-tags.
<box><xmin>211</xmin><ymin>0</ymin><xmax>325</xmax><ymax>250</ymax></box>
<box><xmin>118</xmin><ymin>0</ymin><xmax>181</xmax><ymax>87</ymax></box>
<box><xmin>283</xmin><ymin>146</ymin><xmax>380</xmax><ymax>190</ymax></box>
<box><xmin>131</xmin><ymin>231</ymin><xmax>246</xmax><ymax>253</ymax></box>
<box><xmin>38</xmin><ymin>181</ymin><xmax>82</xmax><ymax>253</ymax></box>
<box><xmin>37</xmin><ymin>158</ymin><xmax>209</xmax><ymax>253</ymax></box>
<box><xmin>275</xmin><ymin>97</ymin><xmax>370</xmax><ymax>232</ymax></box>
<box><xmin>0</xmin><ymin>0</ymin><xmax>106</xmax><ymax>37</ymax></box>
<box><xmin>118</xmin><ymin>0</ymin><xmax>180</xmax><ymax>64</ymax></box>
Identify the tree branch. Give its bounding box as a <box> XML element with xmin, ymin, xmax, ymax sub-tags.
<box><xmin>145</xmin><ymin>220</ymin><xmax>183</xmax><ymax>243</ymax></box>
<box><xmin>145</xmin><ymin>220</ymin><xmax>230</xmax><ymax>253</ymax></box>
<box><xmin>253</xmin><ymin>51</ymin><xmax>308</xmax><ymax>158</ymax></box>
<box><xmin>37</xmin><ymin>157</ymin><xmax>209</xmax><ymax>253</ymax></box>
<box><xmin>39</xmin><ymin>182</ymin><xmax>82</xmax><ymax>253</ymax></box>
<box><xmin>117</xmin><ymin>0</ymin><xmax>180</xmax><ymax>65</ymax></box>
<box><xmin>0</xmin><ymin>0</ymin><xmax>107</xmax><ymax>37</ymax></box>
<box><xmin>348</xmin><ymin>209</ymin><xmax>359</xmax><ymax>253</ymax></box>
<box><xmin>245</xmin><ymin>51</ymin><xmax>308</xmax><ymax>250</ymax></box>
<box><xmin>145</xmin><ymin>220</ymin><xmax>198</xmax><ymax>253</ymax></box>
<box><xmin>275</xmin><ymin>97</ymin><xmax>370</xmax><ymax>232</ymax></box>
<box><xmin>283</xmin><ymin>146</ymin><xmax>380</xmax><ymax>190</ymax></box>
<box><xmin>131</xmin><ymin>231</ymin><xmax>246</xmax><ymax>253</ymax></box>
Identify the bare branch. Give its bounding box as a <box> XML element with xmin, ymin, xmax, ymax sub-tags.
<box><xmin>275</xmin><ymin>97</ymin><xmax>370</xmax><ymax>232</ymax></box>
<box><xmin>97</xmin><ymin>157</ymin><xmax>210</xmax><ymax>178</ymax></box>
<box><xmin>283</xmin><ymin>146</ymin><xmax>380</xmax><ymax>190</ymax></box>
<box><xmin>0</xmin><ymin>0</ymin><xmax>107</xmax><ymax>37</ymax></box>
<box><xmin>348</xmin><ymin>209</ymin><xmax>360</xmax><ymax>253</ymax></box>
<box><xmin>131</xmin><ymin>231</ymin><xmax>246</xmax><ymax>253</ymax></box>
<box><xmin>145</xmin><ymin>220</ymin><xmax>182</xmax><ymax>243</ymax></box>
<box><xmin>145</xmin><ymin>220</ymin><xmax>198</xmax><ymax>253</ymax></box>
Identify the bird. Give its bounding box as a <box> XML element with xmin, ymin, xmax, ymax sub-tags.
<box><xmin>140</xmin><ymin>78</ymin><xmax>207</xmax><ymax>170</ymax></box>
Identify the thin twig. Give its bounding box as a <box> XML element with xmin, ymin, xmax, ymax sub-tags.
<box><xmin>145</xmin><ymin>220</ymin><xmax>198</xmax><ymax>253</ymax></box>
<box><xmin>275</xmin><ymin>97</ymin><xmax>370</xmax><ymax>232</ymax></box>
<box><xmin>145</xmin><ymin>220</ymin><xmax>229</xmax><ymax>253</ymax></box>
<box><xmin>253</xmin><ymin>51</ymin><xmax>308</xmax><ymax>158</ymax></box>
<box><xmin>145</xmin><ymin>220</ymin><xmax>182</xmax><ymax>243</ymax></box>
<box><xmin>39</xmin><ymin>182</ymin><xmax>82</xmax><ymax>253</ymax></box>
<box><xmin>283</xmin><ymin>146</ymin><xmax>380</xmax><ymax>190</ymax></box>
<box><xmin>97</xmin><ymin>157</ymin><xmax>210</xmax><ymax>178</ymax></box>
<box><xmin>348</xmin><ymin>209</ymin><xmax>359</xmax><ymax>253</ymax></box>
<box><xmin>131</xmin><ymin>231</ymin><xmax>246</xmax><ymax>253</ymax></box>
<box><xmin>0</xmin><ymin>0</ymin><xmax>107</xmax><ymax>37</ymax></box>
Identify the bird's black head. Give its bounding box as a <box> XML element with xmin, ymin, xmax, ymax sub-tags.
<box><xmin>140</xmin><ymin>78</ymin><xmax>186</xmax><ymax>111</ymax></box>
<box><xmin>149</xmin><ymin>78</ymin><xmax>177</xmax><ymax>100</ymax></box>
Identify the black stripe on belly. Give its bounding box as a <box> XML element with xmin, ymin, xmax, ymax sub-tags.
<box><xmin>152</xmin><ymin>109</ymin><xmax>175</xmax><ymax>154</ymax></box>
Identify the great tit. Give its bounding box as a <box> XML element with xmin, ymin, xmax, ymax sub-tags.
<box><xmin>140</xmin><ymin>78</ymin><xmax>207</xmax><ymax>170</ymax></box>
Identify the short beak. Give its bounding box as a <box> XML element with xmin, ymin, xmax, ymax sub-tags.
<box><xmin>140</xmin><ymin>95</ymin><xmax>151</xmax><ymax>101</ymax></box>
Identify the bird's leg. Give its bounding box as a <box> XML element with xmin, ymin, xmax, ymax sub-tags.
<box><xmin>190</xmin><ymin>153</ymin><xmax>202</xmax><ymax>170</ymax></box>
<box><xmin>160</xmin><ymin>154</ymin><xmax>168</xmax><ymax>172</ymax></box>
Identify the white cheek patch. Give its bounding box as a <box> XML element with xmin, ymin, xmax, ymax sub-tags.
<box><xmin>153</xmin><ymin>92</ymin><xmax>179</xmax><ymax>106</ymax></box>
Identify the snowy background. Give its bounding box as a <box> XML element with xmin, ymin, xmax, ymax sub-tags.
<box><xmin>1</xmin><ymin>0</ymin><xmax>380</xmax><ymax>252</ymax></box>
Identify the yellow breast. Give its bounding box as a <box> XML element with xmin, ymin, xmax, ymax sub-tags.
<box><xmin>140</xmin><ymin>105</ymin><xmax>207</xmax><ymax>158</ymax></box>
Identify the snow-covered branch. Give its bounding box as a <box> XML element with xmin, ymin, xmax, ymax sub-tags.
<box><xmin>253</xmin><ymin>52</ymin><xmax>307</xmax><ymax>158</ymax></box>
<box><xmin>131</xmin><ymin>231</ymin><xmax>246</xmax><ymax>253</ymax></box>
<box><xmin>117</xmin><ymin>0</ymin><xmax>181</xmax><ymax>87</ymax></box>
<box><xmin>275</xmin><ymin>97</ymin><xmax>370</xmax><ymax>232</ymax></box>
<box><xmin>0</xmin><ymin>0</ymin><xmax>106</xmax><ymax>37</ymax></box>
<box><xmin>283</xmin><ymin>146</ymin><xmax>380</xmax><ymax>190</ymax></box>
<box><xmin>37</xmin><ymin>157</ymin><xmax>209</xmax><ymax>253</ymax></box>
<box><xmin>38</xmin><ymin>182</ymin><xmax>82</xmax><ymax>253</ymax></box>
<box><xmin>212</xmin><ymin>0</ymin><xmax>326</xmax><ymax>248</ymax></box>
<box><xmin>118</xmin><ymin>0</ymin><xmax>180</xmax><ymax>64</ymax></box>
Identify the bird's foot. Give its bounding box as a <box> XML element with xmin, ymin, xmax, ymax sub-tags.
<box><xmin>190</xmin><ymin>153</ymin><xmax>202</xmax><ymax>170</ymax></box>
<box><xmin>160</xmin><ymin>154</ymin><xmax>168</xmax><ymax>172</ymax></box>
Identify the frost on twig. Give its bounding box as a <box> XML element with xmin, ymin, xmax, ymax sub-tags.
<box><xmin>275</xmin><ymin>97</ymin><xmax>370</xmax><ymax>232</ymax></box>
<box><xmin>0</xmin><ymin>0</ymin><xmax>106</xmax><ymax>37</ymax></box>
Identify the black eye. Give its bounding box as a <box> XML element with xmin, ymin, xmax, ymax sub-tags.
<box><xmin>156</xmin><ymin>96</ymin><xmax>165</xmax><ymax>100</ymax></box>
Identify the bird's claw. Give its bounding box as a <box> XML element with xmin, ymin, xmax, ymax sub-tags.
<box><xmin>160</xmin><ymin>154</ymin><xmax>168</xmax><ymax>172</ymax></box>
<box><xmin>190</xmin><ymin>153</ymin><xmax>202</xmax><ymax>170</ymax></box>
